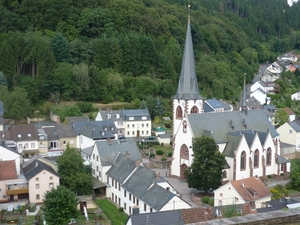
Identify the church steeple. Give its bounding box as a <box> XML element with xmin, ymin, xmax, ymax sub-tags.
<box><xmin>241</xmin><ymin>74</ymin><xmax>248</xmax><ymax>112</ymax></box>
<box><xmin>174</xmin><ymin>6</ymin><xmax>203</xmax><ymax>100</ymax></box>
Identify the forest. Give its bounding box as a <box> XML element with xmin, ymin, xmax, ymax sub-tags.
<box><xmin>0</xmin><ymin>0</ymin><xmax>300</xmax><ymax>119</ymax></box>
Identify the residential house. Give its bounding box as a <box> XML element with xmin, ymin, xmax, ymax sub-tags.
<box><xmin>261</xmin><ymin>71</ymin><xmax>280</xmax><ymax>83</ymax></box>
<box><xmin>277</xmin><ymin>120</ymin><xmax>300</xmax><ymax>150</ymax></box>
<box><xmin>250</xmin><ymin>87</ymin><xmax>268</xmax><ymax>105</ymax></box>
<box><xmin>22</xmin><ymin>158</ymin><xmax>59</xmax><ymax>203</ymax></box>
<box><xmin>81</xmin><ymin>146</ymin><xmax>93</xmax><ymax>165</ymax></box>
<box><xmin>250</xmin><ymin>81</ymin><xmax>267</xmax><ymax>94</ymax></box>
<box><xmin>277</xmin><ymin>53</ymin><xmax>298</xmax><ymax>63</ymax></box>
<box><xmin>37</xmin><ymin>128</ymin><xmax>48</xmax><ymax>156</ymax></box>
<box><xmin>0</xmin><ymin>100</ymin><xmax>3</xmax><ymax>131</ymax></box>
<box><xmin>245</xmin><ymin>97</ymin><xmax>262</xmax><ymax>110</ymax></box>
<box><xmin>95</xmin><ymin>109</ymin><xmax>151</xmax><ymax>138</ymax></box>
<box><xmin>203</xmin><ymin>98</ymin><xmax>233</xmax><ymax>113</ymax></box>
<box><xmin>153</xmin><ymin>126</ymin><xmax>166</xmax><ymax>136</ymax></box>
<box><xmin>282</xmin><ymin>108</ymin><xmax>296</xmax><ymax>122</ymax></box>
<box><xmin>157</xmin><ymin>134</ymin><xmax>171</xmax><ymax>146</ymax></box>
<box><xmin>90</xmin><ymin>138</ymin><xmax>141</xmax><ymax>195</ymax></box>
<box><xmin>0</xmin><ymin>143</ymin><xmax>21</xmax><ymax>174</ymax></box>
<box><xmin>257</xmin><ymin>197</ymin><xmax>300</xmax><ymax>213</ymax></box>
<box><xmin>65</xmin><ymin>116</ymin><xmax>89</xmax><ymax>125</ymax></box>
<box><xmin>43</xmin><ymin>127</ymin><xmax>64</xmax><ymax>157</ymax></box>
<box><xmin>171</xmin><ymin>16</ymin><xmax>289</xmax><ymax>181</ymax></box>
<box><xmin>73</xmin><ymin>121</ymin><xmax>118</xmax><ymax>149</ymax></box>
<box><xmin>267</xmin><ymin>61</ymin><xmax>282</xmax><ymax>75</ymax></box>
<box><xmin>214</xmin><ymin>177</ymin><xmax>272</xmax><ymax>208</ymax></box>
<box><xmin>291</xmin><ymin>91</ymin><xmax>300</xmax><ymax>101</ymax></box>
<box><xmin>286</xmin><ymin>63</ymin><xmax>297</xmax><ymax>73</ymax></box>
<box><xmin>56</xmin><ymin>124</ymin><xmax>77</xmax><ymax>149</ymax></box>
<box><xmin>107</xmin><ymin>154</ymin><xmax>190</xmax><ymax>215</ymax></box>
<box><xmin>10</xmin><ymin>124</ymin><xmax>39</xmax><ymax>157</ymax></box>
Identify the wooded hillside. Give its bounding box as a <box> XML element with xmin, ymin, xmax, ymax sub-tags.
<box><xmin>0</xmin><ymin>0</ymin><xmax>300</xmax><ymax>117</ymax></box>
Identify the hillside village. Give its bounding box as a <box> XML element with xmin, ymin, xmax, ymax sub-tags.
<box><xmin>1</xmin><ymin>14</ymin><xmax>300</xmax><ymax>225</ymax></box>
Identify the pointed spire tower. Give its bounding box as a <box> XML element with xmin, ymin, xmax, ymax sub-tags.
<box><xmin>241</xmin><ymin>74</ymin><xmax>248</xmax><ymax>112</ymax></box>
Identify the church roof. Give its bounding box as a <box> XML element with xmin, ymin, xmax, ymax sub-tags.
<box><xmin>174</xmin><ymin>20</ymin><xmax>202</xmax><ymax>100</ymax></box>
<box><xmin>187</xmin><ymin>110</ymin><xmax>278</xmax><ymax>144</ymax></box>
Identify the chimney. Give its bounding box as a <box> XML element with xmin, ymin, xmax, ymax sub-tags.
<box><xmin>155</xmin><ymin>172</ymin><xmax>161</xmax><ymax>180</ymax></box>
<box><xmin>135</xmin><ymin>159</ymin><xmax>141</xmax><ymax>167</ymax></box>
<box><xmin>132</xmin><ymin>206</ymin><xmax>139</xmax><ymax>214</ymax></box>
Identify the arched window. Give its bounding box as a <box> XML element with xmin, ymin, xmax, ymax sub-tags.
<box><xmin>180</xmin><ymin>144</ymin><xmax>189</xmax><ymax>160</ymax></box>
<box><xmin>240</xmin><ymin>151</ymin><xmax>246</xmax><ymax>170</ymax></box>
<box><xmin>190</xmin><ymin>106</ymin><xmax>198</xmax><ymax>114</ymax></box>
<box><xmin>222</xmin><ymin>170</ymin><xmax>227</xmax><ymax>178</ymax></box>
<box><xmin>254</xmin><ymin>149</ymin><xmax>259</xmax><ymax>168</ymax></box>
<box><xmin>183</xmin><ymin>121</ymin><xmax>187</xmax><ymax>133</ymax></box>
<box><xmin>176</xmin><ymin>106</ymin><xmax>183</xmax><ymax>119</ymax></box>
<box><xmin>266</xmin><ymin>148</ymin><xmax>271</xmax><ymax>165</ymax></box>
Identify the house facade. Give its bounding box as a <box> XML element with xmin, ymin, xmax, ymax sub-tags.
<box><xmin>56</xmin><ymin>124</ymin><xmax>77</xmax><ymax>149</ymax></box>
<box><xmin>277</xmin><ymin>120</ymin><xmax>300</xmax><ymax>150</ymax></box>
<box><xmin>0</xmin><ymin>145</ymin><xmax>21</xmax><ymax>174</ymax></box>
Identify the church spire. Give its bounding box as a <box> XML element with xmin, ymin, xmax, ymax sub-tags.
<box><xmin>174</xmin><ymin>5</ymin><xmax>203</xmax><ymax>100</ymax></box>
<box><xmin>241</xmin><ymin>74</ymin><xmax>248</xmax><ymax>112</ymax></box>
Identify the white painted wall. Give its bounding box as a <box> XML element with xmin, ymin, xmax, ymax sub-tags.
<box><xmin>0</xmin><ymin>146</ymin><xmax>21</xmax><ymax>174</ymax></box>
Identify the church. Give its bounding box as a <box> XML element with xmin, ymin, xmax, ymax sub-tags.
<box><xmin>170</xmin><ymin>16</ymin><xmax>290</xmax><ymax>181</ymax></box>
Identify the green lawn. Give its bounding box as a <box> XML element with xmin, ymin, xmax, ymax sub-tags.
<box><xmin>95</xmin><ymin>199</ymin><xmax>128</xmax><ymax>225</ymax></box>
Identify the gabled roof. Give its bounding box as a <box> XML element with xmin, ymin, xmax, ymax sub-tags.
<box><xmin>106</xmin><ymin>154</ymin><xmax>137</xmax><ymax>184</ymax></box>
<box><xmin>257</xmin><ymin>197</ymin><xmax>299</xmax><ymax>213</ymax></box>
<box><xmin>122</xmin><ymin>109</ymin><xmax>150</xmax><ymax>121</ymax></box>
<box><xmin>81</xmin><ymin>146</ymin><xmax>93</xmax><ymax>156</ymax></box>
<box><xmin>187</xmin><ymin>110</ymin><xmax>278</xmax><ymax>144</ymax></box>
<box><xmin>289</xmin><ymin>120</ymin><xmax>300</xmax><ymax>132</ymax></box>
<box><xmin>231</xmin><ymin>177</ymin><xmax>271</xmax><ymax>202</ymax></box>
<box><xmin>98</xmin><ymin>109</ymin><xmax>122</xmax><ymax>121</ymax></box>
<box><xmin>9</xmin><ymin>124</ymin><xmax>39</xmax><ymax>142</ymax></box>
<box><xmin>43</xmin><ymin>127</ymin><xmax>59</xmax><ymax>141</ymax></box>
<box><xmin>73</xmin><ymin>121</ymin><xmax>117</xmax><ymax>139</ymax></box>
<box><xmin>56</xmin><ymin>124</ymin><xmax>76</xmax><ymax>138</ymax></box>
<box><xmin>95</xmin><ymin>138</ymin><xmax>141</xmax><ymax>166</ymax></box>
<box><xmin>174</xmin><ymin>20</ymin><xmax>203</xmax><ymax>100</ymax></box>
<box><xmin>65</xmin><ymin>116</ymin><xmax>89</xmax><ymax>125</ymax></box>
<box><xmin>0</xmin><ymin>160</ymin><xmax>17</xmax><ymax>180</ymax></box>
<box><xmin>127</xmin><ymin>209</ymin><xmax>184</xmax><ymax>225</ymax></box>
<box><xmin>22</xmin><ymin>158</ymin><xmax>59</xmax><ymax>181</ymax></box>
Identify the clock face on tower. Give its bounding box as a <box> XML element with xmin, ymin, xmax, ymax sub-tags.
<box><xmin>180</xmin><ymin>144</ymin><xmax>189</xmax><ymax>160</ymax></box>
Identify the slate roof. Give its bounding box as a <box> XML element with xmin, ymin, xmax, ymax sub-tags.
<box><xmin>0</xmin><ymin>160</ymin><xmax>17</xmax><ymax>180</ymax></box>
<box><xmin>231</xmin><ymin>177</ymin><xmax>271</xmax><ymax>202</ymax></box>
<box><xmin>127</xmin><ymin>209</ymin><xmax>184</xmax><ymax>225</ymax></box>
<box><xmin>219</xmin><ymin>100</ymin><xmax>233</xmax><ymax>111</ymax></box>
<box><xmin>22</xmin><ymin>158</ymin><xmax>59</xmax><ymax>181</ymax></box>
<box><xmin>56</xmin><ymin>124</ymin><xmax>76</xmax><ymax>138</ymax></box>
<box><xmin>65</xmin><ymin>116</ymin><xmax>89</xmax><ymax>125</ymax></box>
<box><xmin>9</xmin><ymin>124</ymin><xmax>39</xmax><ymax>142</ymax></box>
<box><xmin>158</xmin><ymin>133</ymin><xmax>171</xmax><ymax>139</ymax></box>
<box><xmin>276</xmin><ymin>154</ymin><xmax>290</xmax><ymax>164</ymax></box>
<box><xmin>99</xmin><ymin>109</ymin><xmax>122</xmax><ymax>121</ymax></box>
<box><xmin>257</xmin><ymin>197</ymin><xmax>299</xmax><ymax>213</ymax></box>
<box><xmin>205</xmin><ymin>99</ymin><xmax>223</xmax><ymax>110</ymax></box>
<box><xmin>73</xmin><ymin>121</ymin><xmax>117</xmax><ymax>139</ymax></box>
<box><xmin>81</xmin><ymin>146</ymin><xmax>93</xmax><ymax>157</ymax></box>
<box><xmin>95</xmin><ymin>138</ymin><xmax>141</xmax><ymax>166</ymax></box>
<box><xmin>122</xmin><ymin>108</ymin><xmax>150</xmax><ymax>121</ymax></box>
<box><xmin>43</xmin><ymin>127</ymin><xmax>58</xmax><ymax>141</ymax></box>
<box><xmin>187</xmin><ymin>110</ymin><xmax>278</xmax><ymax>144</ymax></box>
<box><xmin>289</xmin><ymin>120</ymin><xmax>300</xmax><ymax>132</ymax></box>
<box><xmin>174</xmin><ymin>20</ymin><xmax>203</xmax><ymax>100</ymax></box>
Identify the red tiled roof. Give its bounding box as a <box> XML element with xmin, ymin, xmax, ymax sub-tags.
<box><xmin>0</xmin><ymin>160</ymin><xmax>17</xmax><ymax>180</ymax></box>
<box><xmin>231</xmin><ymin>177</ymin><xmax>271</xmax><ymax>201</ymax></box>
<box><xmin>181</xmin><ymin>208</ymin><xmax>214</xmax><ymax>224</ymax></box>
<box><xmin>282</xmin><ymin>108</ymin><xmax>295</xmax><ymax>115</ymax></box>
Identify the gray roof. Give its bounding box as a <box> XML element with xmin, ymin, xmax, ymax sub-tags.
<box><xmin>106</xmin><ymin>154</ymin><xmax>138</xmax><ymax>184</ymax></box>
<box><xmin>55</xmin><ymin>124</ymin><xmax>76</xmax><ymax>138</ymax></box>
<box><xmin>257</xmin><ymin>198</ymin><xmax>300</xmax><ymax>213</ymax></box>
<box><xmin>127</xmin><ymin>209</ymin><xmax>184</xmax><ymax>225</ymax></box>
<box><xmin>0</xmin><ymin>100</ymin><xmax>3</xmax><ymax>116</ymax></box>
<box><xmin>43</xmin><ymin>127</ymin><xmax>59</xmax><ymax>141</ymax></box>
<box><xmin>65</xmin><ymin>116</ymin><xmax>89</xmax><ymax>125</ymax></box>
<box><xmin>219</xmin><ymin>100</ymin><xmax>232</xmax><ymax>111</ymax></box>
<box><xmin>276</xmin><ymin>154</ymin><xmax>290</xmax><ymax>164</ymax></box>
<box><xmin>174</xmin><ymin>21</ymin><xmax>203</xmax><ymax>100</ymax></box>
<box><xmin>22</xmin><ymin>158</ymin><xmax>58</xmax><ymax>181</ymax></box>
<box><xmin>99</xmin><ymin>110</ymin><xmax>122</xmax><ymax>121</ymax></box>
<box><xmin>122</xmin><ymin>108</ymin><xmax>150</xmax><ymax>121</ymax></box>
<box><xmin>32</xmin><ymin>121</ymin><xmax>57</xmax><ymax>129</ymax></box>
<box><xmin>81</xmin><ymin>146</ymin><xmax>93</xmax><ymax>156</ymax></box>
<box><xmin>205</xmin><ymin>99</ymin><xmax>223</xmax><ymax>110</ymax></box>
<box><xmin>73</xmin><ymin>121</ymin><xmax>117</xmax><ymax>139</ymax></box>
<box><xmin>187</xmin><ymin>110</ymin><xmax>278</xmax><ymax>144</ymax></box>
<box><xmin>158</xmin><ymin>133</ymin><xmax>171</xmax><ymax>138</ymax></box>
<box><xmin>289</xmin><ymin>120</ymin><xmax>300</xmax><ymax>132</ymax></box>
<box><xmin>95</xmin><ymin>138</ymin><xmax>141</xmax><ymax>166</ymax></box>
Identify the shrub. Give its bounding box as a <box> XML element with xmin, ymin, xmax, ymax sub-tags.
<box><xmin>202</xmin><ymin>196</ymin><xmax>210</xmax><ymax>204</ymax></box>
<box><xmin>208</xmin><ymin>198</ymin><xmax>214</xmax><ymax>206</ymax></box>
<box><xmin>270</xmin><ymin>184</ymin><xmax>289</xmax><ymax>199</ymax></box>
<box><xmin>75</xmin><ymin>102</ymin><xmax>94</xmax><ymax>113</ymax></box>
<box><xmin>167</xmin><ymin>151</ymin><xmax>173</xmax><ymax>157</ymax></box>
<box><xmin>267</xmin><ymin>175</ymin><xmax>273</xmax><ymax>179</ymax></box>
<box><xmin>160</xmin><ymin>143</ymin><xmax>164</xmax><ymax>147</ymax></box>
<box><xmin>118</xmin><ymin>207</ymin><xmax>124</xmax><ymax>212</ymax></box>
<box><xmin>156</xmin><ymin>149</ymin><xmax>164</xmax><ymax>155</ymax></box>
<box><xmin>150</xmin><ymin>153</ymin><xmax>155</xmax><ymax>158</ymax></box>
<box><xmin>161</xmin><ymin>157</ymin><xmax>166</xmax><ymax>161</ymax></box>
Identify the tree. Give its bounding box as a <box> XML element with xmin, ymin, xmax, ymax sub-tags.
<box><xmin>51</xmin><ymin>32</ymin><xmax>70</xmax><ymax>62</ymax></box>
<box><xmin>42</xmin><ymin>185</ymin><xmax>79</xmax><ymax>225</ymax></box>
<box><xmin>56</xmin><ymin>146</ymin><xmax>93</xmax><ymax>195</ymax></box>
<box><xmin>152</xmin><ymin>97</ymin><xmax>165</xmax><ymax>118</ymax></box>
<box><xmin>0</xmin><ymin>71</ymin><xmax>7</xmax><ymax>86</ymax></box>
<box><xmin>186</xmin><ymin>136</ymin><xmax>226</xmax><ymax>193</ymax></box>
<box><xmin>290</xmin><ymin>159</ymin><xmax>300</xmax><ymax>187</ymax></box>
<box><xmin>275</xmin><ymin>109</ymin><xmax>289</xmax><ymax>128</ymax></box>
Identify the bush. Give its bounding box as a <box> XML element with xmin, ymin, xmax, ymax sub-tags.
<box><xmin>270</xmin><ymin>184</ymin><xmax>289</xmax><ymax>199</ymax></box>
<box><xmin>208</xmin><ymin>198</ymin><xmax>214</xmax><ymax>206</ymax></box>
<box><xmin>148</xmin><ymin>141</ymin><xmax>160</xmax><ymax>147</ymax></box>
<box><xmin>75</xmin><ymin>102</ymin><xmax>94</xmax><ymax>113</ymax></box>
<box><xmin>267</xmin><ymin>175</ymin><xmax>273</xmax><ymax>179</ymax></box>
<box><xmin>150</xmin><ymin>153</ymin><xmax>155</xmax><ymax>158</ymax></box>
<box><xmin>160</xmin><ymin>143</ymin><xmax>164</xmax><ymax>147</ymax></box>
<box><xmin>202</xmin><ymin>196</ymin><xmax>210</xmax><ymax>204</ymax></box>
<box><xmin>118</xmin><ymin>207</ymin><xmax>124</xmax><ymax>212</ymax></box>
<box><xmin>167</xmin><ymin>151</ymin><xmax>172</xmax><ymax>157</ymax></box>
<box><xmin>161</xmin><ymin>157</ymin><xmax>166</xmax><ymax>161</ymax></box>
<box><xmin>156</xmin><ymin>149</ymin><xmax>164</xmax><ymax>155</ymax></box>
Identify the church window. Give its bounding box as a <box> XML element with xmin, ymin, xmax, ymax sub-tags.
<box><xmin>254</xmin><ymin>150</ymin><xmax>259</xmax><ymax>168</ymax></box>
<box><xmin>190</xmin><ymin>106</ymin><xmax>198</xmax><ymax>114</ymax></box>
<box><xmin>180</xmin><ymin>144</ymin><xmax>189</xmax><ymax>160</ymax></box>
<box><xmin>176</xmin><ymin>106</ymin><xmax>183</xmax><ymax>119</ymax></box>
<box><xmin>183</xmin><ymin>121</ymin><xmax>187</xmax><ymax>133</ymax></box>
<box><xmin>222</xmin><ymin>170</ymin><xmax>227</xmax><ymax>178</ymax></box>
<box><xmin>266</xmin><ymin>148</ymin><xmax>271</xmax><ymax>166</ymax></box>
<box><xmin>240</xmin><ymin>151</ymin><xmax>246</xmax><ymax>170</ymax></box>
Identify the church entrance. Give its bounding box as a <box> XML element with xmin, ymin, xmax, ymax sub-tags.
<box><xmin>180</xmin><ymin>164</ymin><xmax>188</xmax><ymax>179</ymax></box>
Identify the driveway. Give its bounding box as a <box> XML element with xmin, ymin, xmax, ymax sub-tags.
<box><xmin>151</xmin><ymin>168</ymin><xmax>199</xmax><ymax>208</ymax></box>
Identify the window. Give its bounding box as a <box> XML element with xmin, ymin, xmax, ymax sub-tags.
<box><xmin>190</xmin><ymin>106</ymin><xmax>198</xmax><ymax>114</ymax></box>
<box><xmin>150</xmin><ymin>208</ymin><xmax>153</xmax><ymax>212</ymax></box>
<box><xmin>132</xmin><ymin>131</ymin><xmax>135</xmax><ymax>135</ymax></box>
<box><xmin>281</xmin><ymin>163</ymin><xmax>287</xmax><ymax>172</ymax></box>
<box><xmin>118</xmin><ymin>197</ymin><xmax>120</xmax><ymax>206</ymax></box>
<box><xmin>129</xmin><ymin>194</ymin><xmax>131</xmax><ymax>201</ymax></box>
<box><xmin>216</xmin><ymin>209</ymin><xmax>222</xmax><ymax>216</ymax></box>
<box><xmin>176</xmin><ymin>106</ymin><xmax>183</xmax><ymax>118</ymax></box>
<box><xmin>49</xmin><ymin>183</ymin><xmax>53</xmax><ymax>188</ymax></box>
<box><xmin>115</xmin><ymin>195</ymin><xmax>117</xmax><ymax>203</ymax></box>
<box><xmin>25</xmin><ymin>143</ymin><xmax>29</xmax><ymax>149</ymax></box>
<box><xmin>146</xmin><ymin>124</ymin><xmax>149</xmax><ymax>127</ymax></box>
<box><xmin>223</xmin><ymin>170</ymin><xmax>227</xmax><ymax>178</ymax></box>
<box><xmin>144</xmin><ymin>203</ymin><xmax>146</xmax><ymax>212</ymax></box>
<box><xmin>127</xmin><ymin>124</ymin><xmax>130</xmax><ymax>128</ymax></box>
<box><xmin>219</xmin><ymin>200</ymin><xmax>222</xmax><ymax>206</ymax></box>
<box><xmin>63</xmin><ymin>141</ymin><xmax>66</xmax><ymax>145</ymax></box>
<box><xmin>183</xmin><ymin>121</ymin><xmax>187</xmax><ymax>133</ymax></box>
<box><xmin>132</xmin><ymin>124</ymin><xmax>135</xmax><ymax>128</ymax></box>
<box><xmin>124</xmin><ymin>203</ymin><xmax>127</xmax><ymax>210</ymax></box>
<box><xmin>18</xmin><ymin>134</ymin><xmax>22</xmax><ymax>138</ymax></box>
<box><xmin>124</xmin><ymin>190</ymin><xmax>127</xmax><ymax>197</ymax></box>
<box><xmin>28</xmin><ymin>134</ymin><xmax>31</xmax><ymax>137</ymax></box>
<box><xmin>133</xmin><ymin>196</ymin><xmax>135</xmax><ymax>204</ymax></box>
<box><xmin>240</xmin><ymin>151</ymin><xmax>246</xmax><ymax>170</ymax></box>
<box><xmin>3</xmin><ymin>195</ymin><xmax>7</xmax><ymax>198</ymax></box>
<box><xmin>129</xmin><ymin>117</ymin><xmax>134</xmax><ymax>120</ymax></box>
<box><xmin>254</xmin><ymin>150</ymin><xmax>259</xmax><ymax>167</ymax></box>
<box><xmin>267</xmin><ymin>148</ymin><xmax>272</xmax><ymax>165</ymax></box>
<box><xmin>36</xmin><ymin>194</ymin><xmax>40</xmax><ymax>200</ymax></box>
<box><xmin>107</xmin><ymin>177</ymin><xmax>109</xmax><ymax>184</ymax></box>
<box><xmin>146</xmin><ymin>131</ymin><xmax>149</xmax><ymax>135</ymax></box>
<box><xmin>129</xmin><ymin>207</ymin><xmax>132</xmax><ymax>214</ymax></box>
<box><xmin>50</xmin><ymin>176</ymin><xmax>53</xmax><ymax>180</ymax></box>
<box><xmin>118</xmin><ymin>183</ymin><xmax>120</xmax><ymax>191</ymax></box>
<box><xmin>142</xmin><ymin>116</ymin><xmax>147</xmax><ymax>120</ymax></box>
<box><xmin>96</xmin><ymin>166</ymin><xmax>99</xmax><ymax>171</ymax></box>
<box><xmin>127</xmin><ymin>131</ymin><xmax>130</xmax><ymax>135</ymax></box>
<box><xmin>180</xmin><ymin>144</ymin><xmax>189</xmax><ymax>160</ymax></box>
<box><xmin>93</xmin><ymin>154</ymin><xmax>95</xmax><ymax>160</ymax></box>
<box><xmin>92</xmin><ymin>169</ymin><xmax>95</xmax><ymax>175</ymax></box>
<box><xmin>36</xmin><ymin>178</ymin><xmax>39</xmax><ymax>182</ymax></box>
<box><xmin>142</xmin><ymin>131</ymin><xmax>144</xmax><ymax>135</ymax></box>
<box><xmin>36</xmin><ymin>184</ymin><xmax>40</xmax><ymax>189</ymax></box>
<box><xmin>137</xmin><ymin>199</ymin><xmax>139</xmax><ymax>206</ymax></box>
<box><xmin>97</xmin><ymin>156</ymin><xmax>99</xmax><ymax>161</ymax></box>
<box><xmin>220</xmin><ymin>193</ymin><xmax>223</xmax><ymax>197</ymax></box>
<box><xmin>18</xmin><ymin>144</ymin><xmax>23</xmax><ymax>149</ymax></box>
<box><xmin>112</xmin><ymin>193</ymin><xmax>114</xmax><ymax>201</ymax></box>
<box><xmin>31</xmin><ymin>143</ymin><xmax>35</xmax><ymax>148</ymax></box>
<box><xmin>142</xmin><ymin>124</ymin><xmax>144</xmax><ymax>128</ymax></box>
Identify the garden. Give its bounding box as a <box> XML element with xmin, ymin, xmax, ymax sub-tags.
<box><xmin>0</xmin><ymin>204</ymin><xmax>27</xmax><ymax>224</ymax></box>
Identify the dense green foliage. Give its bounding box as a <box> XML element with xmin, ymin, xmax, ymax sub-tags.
<box><xmin>1</xmin><ymin>0</ymin><xmax>300</xmax><ymax>118</ymax></box>
<box><xmin>186</xmin><ymin>136</ymin><xmax>226</xmax><ymax>193</ymax></box>
<box><xmin>42</xmin><ymin>185</ymin><xmax>79</xmax><ymax>225</ymax></box>
<box><xmin>56</xmin><ymin>146</ymin><xmax>93</xmax><ymax>195</ymax></box>
<box><xmin>290</xmin><ymin>159</ymin><xmax>300</xmax><ymax>188</ymax></box>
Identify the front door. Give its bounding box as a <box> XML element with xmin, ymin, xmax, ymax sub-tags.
<box><xmin>10</xmin><ymin>195</ymin><xmax>14</xmax><ymax>202</ymax></box>
<box><xmin>180</xmin><ymin>164</ymin><xmax>188</xmax><ymax>179</ymax></box>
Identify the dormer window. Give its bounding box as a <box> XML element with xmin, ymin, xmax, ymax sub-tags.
<box><xmin>111</xmin><ymin>126</ymin><xmax>114</xmax><ymax>131</ymax></box>
<box><xmin>102</xmin><ymin>131</ymin><xmax>105</xmax><ymax>136</ymax></box>
<box><xmin>28</xmin><ymin>134</ymin><xmax>31</xmax><ymax>137</ymax></box>
<box><xmin>18</xmin><ymin>134</ymin><xmax>21</xmax><ymax>138</ymax></box>
<box><xmin>104</xmin><ymin>126</ymin><xmax>108</xmax><ymax>131</ymax></box>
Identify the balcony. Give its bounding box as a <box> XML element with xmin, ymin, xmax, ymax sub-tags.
<box><xmin>6</xmin><ymin>183</ymin><xmax>29</xmax><ymax>195</ymax></box>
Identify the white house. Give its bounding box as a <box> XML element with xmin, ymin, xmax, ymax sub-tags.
<box><xmin>267</xmin><ymin>61</ymin><xmax>282</xmax><ymax>75</ymax></box>
<box><xmin>250</xmin><ymin>81</ymin><xmax>267</xmax><ymax>93</ymax></box>
<box><xmin>250</xmin><ymin>88</ymin><xmax>268</xmax><ymax>105</ymax></box>
<box><xmin>277</xmin><ymin>53</ymin><xmax>298</xmax><ymax>62</ymax></box>
<box><xmin>277</xmin><ymin>120</ymin><xmax>300</xmax><ymax>150</ymax></box>
<box><xmin>214</xmin><ymin>177</ymin><xmax>272</xmax><ymax>209</ymax></box>
<box><xmin>261</xmin><ymin>71</ymin><xmax>280</xmax><ymax>83</ymax></box>
<box><xmin>291</xmin><ymin>91</ymin><xmax>300</xmax><ymax>101</ymax></box>
<box><xmin>0</xmin><ymin>144</ymin><xmax>21</xmax><ymax>174</ymax></box>
<box><xmin>106</xmin><ymin>154</ymin><xmax>190</xmax><ymax>215</ymax></box>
